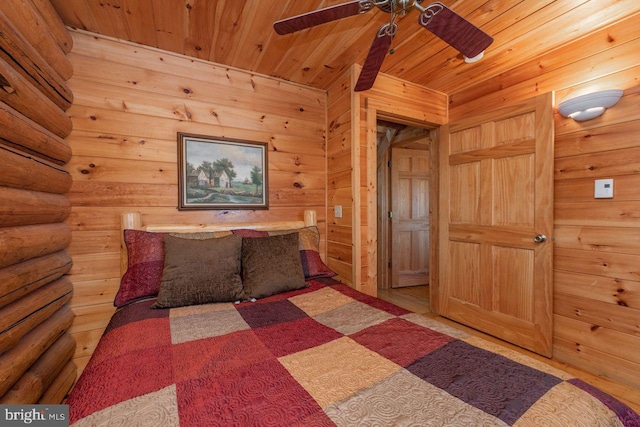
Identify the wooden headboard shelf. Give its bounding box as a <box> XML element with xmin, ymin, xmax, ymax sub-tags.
<box><xmin>120</xmin><ymin>210</ymin><xmax>317</xmax><ymax>276</ymax></box>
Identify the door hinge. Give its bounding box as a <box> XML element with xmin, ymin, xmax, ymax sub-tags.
<box><xmin>388</xmin><ymin>211</ymin><xmax>393</xmax><ymax>218</ymax></box>
<box><xmin>387</xmin><ymin>160</ymin><xmax>391</xmax><ymax>168</ymax></box>
<box><xmin>388</xmin><ymin>261</ymin><xmax>392</xmax><ymax>269</ymax></box>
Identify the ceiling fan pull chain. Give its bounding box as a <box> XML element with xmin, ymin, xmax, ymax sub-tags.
<box><xmin>418</xmin><ymin>2</ymin><xmax>444</xmax><ymax>26</ymax></box>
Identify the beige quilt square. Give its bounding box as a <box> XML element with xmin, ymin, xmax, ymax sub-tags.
<box><xmin>72</xmin><ymin>384</ymin><xmax>179</xmax><ymax>427</ymax></box>
<box><xmin>325</xmin><ymin>369</ymin><xmax>506</xmax><ymax>427</ymax></box>
<box><xmin>289</xmin><ymin>286</ymin><xmax>354</xmax><ymax>317</ymax></box>
<box><xmin>313</xmin><ymin>301</ymin><xmax>395</xmax><ymax>335</ymax></box>
<box><xmin>170</xmin><ymin>306</ymin><xmax>249</xmax><ymax>344</ymax></box>
<box><xmin>278</xmin><ymin>336</ymin><xmax>400</xmax><ymax>408</ymax></box>
<box><xmin>401</xmin><ymin>313</ymin><xmax>471</xmax><ymax>339</ymax></box>
<box><xmin>170</xmin><ymin>302</ymin><xmax>236</xmax><ymax>318</ymax></box>
<box><xmin>514</xmin><ymin>382</ymin><xmax>624</xmax><ymax>427</ymax></box>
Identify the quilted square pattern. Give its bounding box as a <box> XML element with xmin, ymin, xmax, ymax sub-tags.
<box><xmin>350</xmin><ymin>318</ymin><xmax>455</xmax><ymax>367</ymax></box>
<box><xmin>176</xmin><ymin>359</ymin><xmax>330</xmax><ymax>426</ymax></box>
<box><xmin>332</xmin><ymin>284</ymin><xmax>411</xmax><ymax>316</ymax></box>
<box><xmin>289</xmin><ymin>286</ymin><xmax>354</xmax><ymax>317</ymax></box>
<box><xmin>325</xmin><ymin>369</ymin><xmax>503</xmax><ymax>427</ymax></box>
<box><xmin>279</xmin><ymin>337</ymin><xmax>400</xmax><ymax>408</ymax></box>
<box><xmin>253</xmin><ymin>317</ymin><xmax>343</xmax><ymax>357</ymax></box>
<box><xmin>104</xmin><ymin>299</ymin><xmax>168</xmax><ymax>335</ymax></box>
<box><xmin>91</xmin><ymin>317</ymin><xmax>172</xmax><ymax>365</ymax></box>
<box><xmin>237</xmin><ymin>299</ymin><xmax>308</xmax><ymax>329</ymax></box>
<box><xmin>68</xmin><ymin>344</ymin><xmax>174</xmax><ymax>422</ymax></box>
<box><xmin>170</xmin><ymin>305</ymin><xmax>249</xmax><ymax>344</ymax></box>
<box><xmin>313</xmin><ymin>301</ymin><xmax>395</xmax><ymax>335</ymax></box>
<box><xmin>172</xmin><ymin>329</ymin><xmax>273</xmax><ymax>383</ymax></box>
<box><xmin>70</xmin><ymin>385</ymin><xmax>180</xmax><ymax>427</ymax></box>
<box><xmin>401</xmin><ymin>312</ymin><xmax>472</xmax><ymax>339</ymax></box>
<box><xmin>514</xmin><ymin>381</ymin><xmax>619</xmax><ymax>427</ymax></box>
<box><xmin>407</xmin><ymin>340</ymin><xmax>563</xmax><ymax>424</ymax></box>
<box><xmin>70</xmin><ymin>280</ymin><xmax>640</xmax><ymax>427</ymax></box>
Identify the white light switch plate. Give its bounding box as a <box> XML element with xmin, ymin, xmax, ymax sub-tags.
<box><xmin>594</xmin><ymin>179</ymin><xmax>613</xmax><ymax>199</ymax></box>
<box><xmin>334</xmin><ymin>205</ymin><xmax>343</xmax><ymax>218</ymax></box>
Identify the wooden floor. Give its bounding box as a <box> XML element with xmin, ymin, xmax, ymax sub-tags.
<box><xmin>377</xmin><ymin>285</ymin><xmax>640</xmax><ymax>414</ymax></box>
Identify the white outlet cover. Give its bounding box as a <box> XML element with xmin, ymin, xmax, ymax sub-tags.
<box><xmin>594</xmin><ymin>179</ymin><xmax>613</xmax><ymax>199</ymax></box>
<box><xmin>334</xmin><ymin>205</ymin><xmax>343</xmax><ymax>218</ymax></box>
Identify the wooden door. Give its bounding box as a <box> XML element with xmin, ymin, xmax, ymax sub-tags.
<box><xmin>439</xmin><ymin>93</ymin><xmax>554</xmax><ymax>356</ymax></box>
<box><xmin>391</xmin><ymin>148</ymin><xmax>430</xmax><ymax>288</ymax></box>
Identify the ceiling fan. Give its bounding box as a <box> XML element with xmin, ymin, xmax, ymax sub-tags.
<box><xmin>274</xmin><ymin>0</ymin><xmax>493</xmax><ymax>91</ymax></box>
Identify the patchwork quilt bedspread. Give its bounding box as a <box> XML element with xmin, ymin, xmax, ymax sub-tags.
<box><xmin>68</xmin><ymin>279</ymin><xmax>639</xmax><ymax>426</ymax></box>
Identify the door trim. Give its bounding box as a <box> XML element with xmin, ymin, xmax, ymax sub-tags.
<box><xmin>366</xmin><ymin>103</ymin><xmax>439</xmax><ymax>299</ymax></box>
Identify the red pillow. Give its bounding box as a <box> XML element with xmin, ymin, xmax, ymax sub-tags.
<box><xmin>114</xmin><ymin>229</ymin><xmax>165</xmax><ymax>307</ymax></box>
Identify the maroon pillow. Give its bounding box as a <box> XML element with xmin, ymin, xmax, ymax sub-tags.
<box><xmin>114</xmin><ymin>229</ymin><xmax>164</xmax><ymax>307</ymax></box>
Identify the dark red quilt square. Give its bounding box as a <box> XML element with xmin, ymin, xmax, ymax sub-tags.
<box><xmin>92</xmin><ymin>317</ymin><xmax>171</xmax><ymax>366</ymax></box>
<box><xmin>253</xmin><ymin>317</ymin><xmax>343</xmax><ymax>357</ymax></box>
<box><xmin>173</xmin><ymin>329</ymin><xmax>273</xmax><ymax>383</ymax></box>
<box><xmin>68</xmin><ymin>344</ymin><xmax>173</xmax><ymax>423</ymax></box>
<box><xmin>237</xmin><ymin>299</ymin><xmax>308</xmax><ymax>329</ymax></box>
<box><xmin>350</xmin><ymin>318</ymin><xmax>454</xmax><ymax>367</ymax></box>
<box><xmin>177</xmin><ymin>359</ymin><xmax>331</xmax><ymax>427</ymax></box>
<box><xmin>105</xmin><ymin>299</ymin><xmax>168</xmax><ymax>334</ymax></box>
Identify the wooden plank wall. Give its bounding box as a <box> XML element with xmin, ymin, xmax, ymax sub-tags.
<box><xmin>356</xmin><ymin>74</ymin><xmax>447</xmax><ymax>296</ymax></box>
<box><xmin>65</xmin><ymin>31</ymin><xmax>328</xmax><ymax>374</ymax></box>
<box><xmin>0</xmin><ymin>0</ymin><xmax>76</xmax><ymax>403</ymax></box>
<box><xmin>449</xmin><ymin>13</ymin><xmax>640</xmax><ymax>389</ymax></box>
<box><xmin>326</xmin><ymin>66</ymin><xmax>448</xmax><ymax>295</ymax></box>
<box><xmin>325</xmin><ymin>67</ymin><xmax>356</xmax><ymax>286</ymax></box>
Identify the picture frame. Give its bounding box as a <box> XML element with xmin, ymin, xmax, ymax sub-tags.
<box><xmin>177</xmin><ymin>133</ymin><xmax>269</xmax><ymax>210</ymax></box>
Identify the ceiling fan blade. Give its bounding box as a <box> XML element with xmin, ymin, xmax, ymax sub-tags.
<box><xmin>354</xmin><ymin>25</ymin><xmax>394</xmax><ymax>92</ymax></box>
<box><xmin>418</xmin><ymin>2</ymin><xmax>493</xmax><ymax>59</ymax></box>
<box><xmin>274</xmin><ymin>1</ymin><xmax>373</xmax><ymax>35</ymax></box>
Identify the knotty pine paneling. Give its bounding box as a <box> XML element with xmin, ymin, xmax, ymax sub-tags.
<box><xmin>355</xmin><ymin>70</ymin><xmax>447</xmax><ymax>296</ymax></box>
<box><xmin>326</xmin><ymin>66</ymin><xmax>354</xmax><ymax>286</ymax></box>
<box><xmin>65</xmin><ymin>31</ymin><xmax>328</xmax><ymax>374</ymax></box>
<box><xmin>450</xmin><ymin>19</ymin><xmax>640</xmax><ymax>390</ymax></box>
<box><xmin>326</xmin><ymin>65</ymin><xmax>447</xmax><ymax>295</ymax></box>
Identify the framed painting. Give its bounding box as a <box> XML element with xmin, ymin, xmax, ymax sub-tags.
<box><xmin>177</xmin><ymin>133</ymin><xmax>269</xmax><ymax>210</ymax></box>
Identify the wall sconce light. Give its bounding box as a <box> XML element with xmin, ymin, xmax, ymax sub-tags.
<box><xmin>558</xmin><ymin>89</ymin><xmax>623</xmax><ymax>122</ymax></box>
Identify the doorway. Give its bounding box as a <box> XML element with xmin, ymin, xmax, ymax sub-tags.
<box><xmin>376</xmin><ymin>119</ymin><xmax>434</xmax><ymax>297</ymax></box>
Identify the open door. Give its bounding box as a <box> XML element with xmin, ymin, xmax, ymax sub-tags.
<box><xmin>439</xmin><ymin>93</ymin><xmax>554</xmax><ymax>356</ymax></box>
<box><xmin>390</xmin><ymin>147</ymin><xmax>430</xmax><ymax>288</ymax></box>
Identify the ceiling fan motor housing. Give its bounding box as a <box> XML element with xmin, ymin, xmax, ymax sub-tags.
<box><xmin>377</xmin><ymin>0</ymin><xmax>424</xmax><ymax>15</ymax></box>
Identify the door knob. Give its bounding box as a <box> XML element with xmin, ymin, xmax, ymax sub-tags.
<box><xmin>534</xmin><ymin>234</ymin><xmax>547</xmax><ymax>243</ymax></box>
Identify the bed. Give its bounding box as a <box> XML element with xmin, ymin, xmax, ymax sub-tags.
<box><xmin>67</xmin><ymin>210</ymin><xmax>640</xmax><ymax>426</ymax></box>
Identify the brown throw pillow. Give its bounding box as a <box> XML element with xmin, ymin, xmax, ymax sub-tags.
<box><xmin>241</xmin><ymin>233</ymin><xmax>308</xmax><ymax>299</ymax></box>
<box><xmin>153</xmin><ymin>233</ymin><xmax>244</xmax><ymax>308</ymax></box>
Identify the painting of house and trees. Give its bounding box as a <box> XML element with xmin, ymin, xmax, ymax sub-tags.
<box><xmin>178</xmin><ymin>133</ymin><xmax>268</xmax><ymax>210</ymax></box>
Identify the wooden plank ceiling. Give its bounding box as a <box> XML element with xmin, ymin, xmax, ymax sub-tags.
<box><xmin>50</xmin><ymin>0</ymin><xmax>640</xmax><ymax>94</ymax></box>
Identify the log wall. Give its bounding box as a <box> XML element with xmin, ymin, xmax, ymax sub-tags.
<box><xmin>65</xmin><ymin>31</ymin><xmax>327</xmax><ymax>374</ymax></box>
<box><xmin>449</xmin><ymin>13</ymin><xmax>640</xmax><ymax>390</ymax></box>
<box><xmin>325</xmin><ymin>66</ymin><xmax>448</xmax><ymax>295</ymax></box>
<box><xmin>0</xmin><ymin>0</ymin><xmax>75</xmax><ymax>403</ymax></box>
